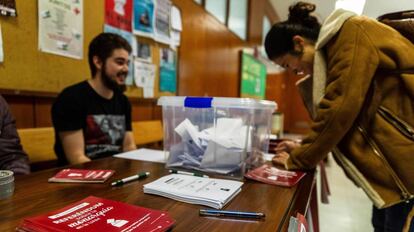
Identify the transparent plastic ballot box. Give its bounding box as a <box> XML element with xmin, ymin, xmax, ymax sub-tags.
<box><xmin>157</xmin><ymin>96</ymin><xmax>277</xmax><ymax>179</ymax></box>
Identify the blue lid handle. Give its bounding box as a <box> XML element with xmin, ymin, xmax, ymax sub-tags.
<box><xmin>184</xmin><ymin>97</ymin><xmax>213</xmax><ymax>108</ymax></box>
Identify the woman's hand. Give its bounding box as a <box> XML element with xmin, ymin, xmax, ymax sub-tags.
<box><xmin>275</xmin><ymin>140</ymin><xmax>300</xmax><ymax>153</ymax></box>
<box><xmin>272</xmin><ymin>151</ymin><xmax>290</xmax><ymax>167</ymax></box>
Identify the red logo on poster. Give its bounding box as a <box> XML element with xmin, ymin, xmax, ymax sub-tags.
<box><xmin>105</xmin><ymin>0</ymin><xmax>133</xmax><ymax>32</ymax></box>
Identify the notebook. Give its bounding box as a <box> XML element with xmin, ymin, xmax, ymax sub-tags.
<box><xmin>245</xmin><ymin>164</ymin><xmax>306</xmax><ymax>187</ymax></box>
<box><xmin>48</xmin><ymin>169</ymin><xmax>115</xmax><ymax>183</ymax></box>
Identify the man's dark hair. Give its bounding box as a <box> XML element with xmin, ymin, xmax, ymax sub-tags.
<box><xmin>264</xmin><ymin>2</ymin><xmax>321</xmax><ymax>60</ymax></box>
<box><xmin>88</xmin><ymin>33</ymin><xmax>132</xmax><ymax>77</ymax></box>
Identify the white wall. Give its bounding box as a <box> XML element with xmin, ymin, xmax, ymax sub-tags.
<box><xmin>270</xmin><ymin>0</ymin><xmax>336</xmax><ymax>22</ymax></box>
<box><xmin>270</xmin><ymin>0</ymin><xmax>414</xmax><ymax>22</ymax></box>
<box><xmin>363</xmin><ymin>0</ymin><xmax>414</xmax><ymax>18</ymax></box>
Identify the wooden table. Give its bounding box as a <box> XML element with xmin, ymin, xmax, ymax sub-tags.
<box><xmin>0</xmin><ymin>157</ymin><xmax>315</xmax><ymax>232</ymax></box>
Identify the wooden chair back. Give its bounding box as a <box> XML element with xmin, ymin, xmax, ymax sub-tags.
<box><xmin>132</xmin><ymin>120</ymin><xmax>163</xmax><ymax>147</ymax></box>
<box><xmin>17</xmin><ymin>127</ymin><xmax>57</xmax><ymax>170</ymax></box>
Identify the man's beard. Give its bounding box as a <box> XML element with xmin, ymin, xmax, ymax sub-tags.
<box><xmin>101</xmin><ymin>64</ymin><xmax>127</xmax><ymax>93</ymax></box>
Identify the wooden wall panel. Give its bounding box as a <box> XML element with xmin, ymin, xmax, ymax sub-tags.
<box><xmin>284</xmin><ymin>73</ymin><xmax>312</xmax><ymax>134</ymax></box>
<box><xmin>3</xmin><ymin>95</ymin><xmax>34</xmax><ymax>128</ymax></box>
<box><xmin>34</xmin><ymin>98</ymin><xmax>54</xmax><ymax>127</ymax></box>
<box><xmin>265</xmin><ymin>72</ymin><xmax>312</xmax><ymax>134</ymax></box>
<box><xmin>265</xmin><ymin>73</ymin><xmax>288</xmax><ymax>113</ymax></box>
<box><xmin>248</xmin><ymin>0</ymin><xmax>266</xmax><ymax>45</ymax></box>
<box><xmin>173</xmin><ymin>0</ymin><xmax>251</xmax><ymax>97</ymax></box>
<box><xmin>130</xmin><ymin>100</ymin><xmax>159</xmax><ymax>121</ymax></box>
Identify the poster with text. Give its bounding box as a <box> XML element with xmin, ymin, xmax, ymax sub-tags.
<box><xmin>134</xmin><ymin>59</ymin><xmax>155</xmax><ymax>88</ymax></box>
<box><xmin>38</xmin><ymin>0</ymin><xmax>83</xmax><ymax>59</ymax></box>
<box><xmin>159</xmin><ymin>48</ymin><xmax>176</xmax><ymax>93</ymax></box>
<box><xmin>154</xmin><ymin>0</ymin><xmax>171</xmax><ymax>44</ymax></box>
<box><xmin>105</xmin><ymin>0</ymin><xmax>132</xmax><ymax>32</ymax></box>
<box><xmin>136</xmin><ymin>40</ymin><xmax>152</xmax><ymax>62</ymax></box>
<box><xmin>133</xmin><ymin>0</ymin><xmax>154</xmax><ymax>38</ymax></box>
<box><xmin>240</xmin><ymin>52</ymin><xmax>267</xmax><ymax>99</ymax></box>
<box><xmin>0</xmin><ymin>0</ymin><xmax>17</xmax><ymax>16</ymax></box>
<box><xmin>0</xmin><ymin>25</ymin><xmax>3</xmax><ymax>62</ymax></box>
<box><xmin>104</xmin><ymin>24</ymin><xmax>135</xmax><ymax>86</ymax></box>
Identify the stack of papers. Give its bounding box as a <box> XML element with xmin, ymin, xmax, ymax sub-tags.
<box><xmin>48</xmin><ymin>169</ymin><xmax>115</xmax><ymax>183</ymax></box>
<box><xmin>114</xmin><ymin>148</ymin><xmax>169</xmax><ymax>163</ymax></box>
<box><xmin>143</xmin><ymin>174</ymin><xmax>243</xmax><ymax>209</ymax></box>
<box><xmin>16</xmin><ymin>196</ymin><xmax>175</xmax><ymax>231</ymax></box>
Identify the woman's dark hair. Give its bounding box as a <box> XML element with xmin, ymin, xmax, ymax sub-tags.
<box><xmin>88</xmin><ymin>33</ymin><xmax>132</xmax><ymax>77</ymax></box>
<box><xmin>264</xmin><ymin>2</ymin><xmax>321</xmax><ymax>60</ymax></box>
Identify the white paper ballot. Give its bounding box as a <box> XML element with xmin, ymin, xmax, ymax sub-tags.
<box><xmin>169</xmin><ymin>117</ymin><xmax>252</xmax><ymax>174</ymax></box>
<box><xmin>174</xmin><ymin>119</ymin><xmax>202</xmax><ymax>148</ymax></box>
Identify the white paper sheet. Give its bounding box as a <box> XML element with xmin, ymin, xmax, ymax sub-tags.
<box><xmin>0</xmin><ymin>25</ymin><xmax>3</xmax><ymax>62</ymax></box>
<box><xmin>113</xmin><ymin>148</ymin><xmax>168</xmax><ymax>163</ymax></box>
<box><xmin>134</xmin><ymin>59</ymin><xmax>155</xmax><ymax>88</ymax></box>
<box><xmin>38</xmin><ymin>0</ymin><xmax>83</xmax><ymax>59</ymax></box>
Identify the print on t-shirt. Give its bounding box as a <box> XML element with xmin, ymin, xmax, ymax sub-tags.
<box><xmin>84</xmin><ymin>115</ymin><xmax>126</xmax><ymax>158</ymax></box>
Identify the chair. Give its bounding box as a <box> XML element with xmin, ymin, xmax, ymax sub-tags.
<box><xmin>132</xmin><ymin>120</ymin><xmax>163</xmax><ymax>148</ymax></box>
<box><xmin>17</xmin><ymin>127</ymin><xmax>57</xmax><ymax>171</ymax></box>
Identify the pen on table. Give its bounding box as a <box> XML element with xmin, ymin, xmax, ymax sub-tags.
<box><xmin>111</xmin><ymin>172</ymin><xmax>150</xmax><ymax>186</ymax></box>
<box><xmin>169</xmin><ymin>170</ymin><xmax>209</xmax><ymax>178</ymax></box>
<box><xmin>199</xmin><ymin>209</ymin><xmax>265</xmax><ymax>219</ymax></box>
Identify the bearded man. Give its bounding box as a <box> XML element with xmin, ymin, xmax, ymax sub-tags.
<box><xmin>52</xmin><ymin>33</ymin><xmax>136</xmax><ymax>165</ymax></box>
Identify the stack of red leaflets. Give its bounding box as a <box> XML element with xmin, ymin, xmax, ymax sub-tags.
<box><xmin>245</xmin><ymin>164</ymin><xmax>306</xmax><ymax>187</ymax></box>
<box><xmin>16</xmin><ymin>196</ymin><xmax>175</xmax><ymax>232</ymax></box>
<box><xmin>48</xmin><ymin>169</ymin><xmax>115</xmax><ymax>183</ymax></box>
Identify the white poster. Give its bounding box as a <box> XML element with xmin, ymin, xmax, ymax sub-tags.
<box><xmin>38</xmin><ymin>0</ymin><xmax>83</xmax><ymax>59</ymax></box>
<box><xmin>134</xmin><ymin>59</ymin><xmax>155</xmax><ymax>88</ymax></box>
<box><xmin>154</xmin><ymin>0</ymin><xmax>171</xmax><ymax>44</ymax></box>
<box><xmin>0</xmin><ymin>25</ymin><xmax>3</xmax><ymax>62</ymax></box>
<box><xmin>170</xmin><ymin>5</ymin><xmax>182</xmax><ymax>49</ymax></box>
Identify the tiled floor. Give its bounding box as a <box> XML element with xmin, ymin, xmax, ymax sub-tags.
<box><xmin>317</xmin><ymin>155</ymin><xmax>373</xmax><ymax>232</ymax></box>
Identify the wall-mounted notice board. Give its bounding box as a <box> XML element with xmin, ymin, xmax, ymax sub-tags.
<box><xmin>0</xmin><ymin>0</ymin><xmax>174</xmax><ymax>98</ymax></box>
<box><xmin>240</xmin><ymin>52</ymin><xmax>267</xmax><ymax>99</ymax></box>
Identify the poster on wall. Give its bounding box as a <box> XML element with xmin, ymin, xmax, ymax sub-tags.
<box><xmin>136</xmin><ymin>40</ymin><xmax>152</xmax><ymax>62</ymax></box>
<box><xmin>154</xmin><ymin>0</ymin><xmax>171</xmax><ymax>44</ymax></box>
<box><xmin>159</xmin><ymin>48</ymin><xmax>176</xmax><ymax>93</ymax></box>
<box><xmin>134</xmin><ymin>59</ymin><xmax>155</xmax><ymax>98</ymax></box>
<box><xmin>104</xmin><ymin>24</ymin><xmax>135</xmax><ymax>86</ymax></box>
<box><xmin>240</xmin><ymin>52</ymin><xmax>267</xmax><ymax>99</ymax></box>
<box><xmin>105</xmin><ymin>0</ymin><xmax>132</xmax><ymax>32</ymax></box>
<box><xmin>170</xmin><ymin>5</ymin><xmax>182</xmax><ymax>48</ymax></box>
<box><xmin>0</xmin><ymin>25</ymin><xmax>3</xmax><ymax>62</ymax></box>
<box><xmin>0</xmin><ymin>0</ymin><xmax>17</xmax><ymax>16</ymax></box>
<box><xmin>133</xmin><ymin>0</ymin><xmax>154</xmax><ymax>38</ymax></box>
<box><xmin>38</xmin><ymin>0</ymin><xmax>83</xmax><ymax>59</ymax></box>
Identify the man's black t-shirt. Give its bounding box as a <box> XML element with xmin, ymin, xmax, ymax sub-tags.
<box><xmin>52</xmin><ymin>81</ymin><xmax>132</xmax><ymax>165</ymax></box>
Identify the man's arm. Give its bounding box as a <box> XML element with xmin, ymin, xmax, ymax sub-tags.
<box><xmin>122</xmin><ymin>131</ymin><xmax>136</xmax><ymax>152</ymax></box>
<box><xmin>59</xmin><ymin>130</ymin><xmax>91</xmax><ymax>164</ymax></box>
<box><xmin>0</xmin><ymin>95</ymin><xmax>30</xmax><ymax>175</ymax></box>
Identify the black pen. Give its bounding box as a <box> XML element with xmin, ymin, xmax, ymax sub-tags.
<box><xmin>199</xmin><ymin>209</ymin><xmax>265</xmax><ymax>219</ymax></box>
<box><xmin>111</xmin><ymin>172</ymin><xmax>150</xmax><ymax>186</ymax></box>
